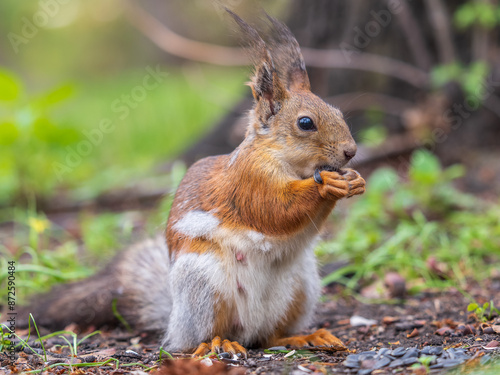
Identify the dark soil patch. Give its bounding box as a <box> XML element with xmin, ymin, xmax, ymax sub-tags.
<box><xmin>2</xmin><ymin>285</ymin><xmax>499</xmax><ymax>374</ymax></box>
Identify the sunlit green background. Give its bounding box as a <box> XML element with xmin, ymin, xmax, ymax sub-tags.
<box><xmin>0</xmin><ymin>1</ymin><xmax>276</xmax><ymax>205</ymax></box>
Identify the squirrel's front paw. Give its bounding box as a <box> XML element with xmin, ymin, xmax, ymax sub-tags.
<box><xmin>192</xmin><ymin>336</ymin><xmax>247</xmax><ymax>358</ymax></box>
<box><xmin>342</xmin><ymin>168</ymin><xmax>366</xmax><ymax>198</ymax></box>
<box><xmin>314</xmin><ymin>170</ymin><xmax>350</xmax><ymax>200</ymax></box>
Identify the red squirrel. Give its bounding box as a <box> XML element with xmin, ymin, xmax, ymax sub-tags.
<box><xmin>18</xmin><ymin>11</ymin><xmax>365</xmax><ymax>357</ymax></box>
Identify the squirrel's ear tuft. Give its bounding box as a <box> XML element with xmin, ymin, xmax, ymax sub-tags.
<box><xmin>265</xmin><ymin>13</ymin><xmax>310</xmax><ymax>91</ymax></box>
<box><xmin>226</xmin><ymin>9</ymin><xmax>287</xmax><ymax>119</ymax></box>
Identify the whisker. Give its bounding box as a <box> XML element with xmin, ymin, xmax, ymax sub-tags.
<box><xmin>306</xmin><ymin>212</ymin><xmax>321</xmax><ymax>235</ymax></box>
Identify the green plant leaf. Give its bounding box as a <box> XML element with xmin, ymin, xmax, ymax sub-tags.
<box><xmin>0</xmin><ymin>122</ymin><xmax>19</xmax><ymax>145</ymax></box>
<box><xmin>409</xmin><ymin>149</ymin><xmax>441</xmax><ymax>185</ymax></box>
<box><xmin>467</xmin><ymin>303</ymin><xmax>478</xmax><ymax>312</ymax></box>
<box><xmin>0</xmin><ymin>69</ymin><xmax>22</xmax><ymax>101</ymax></box>
<box><xmin>33</xmin><ymin>83</ymin><xmax>75</xmax><ymax>108</ymax></box>
<box><xmin>366</xmin><ymin>168</ymin><xmax>398</xmax><ymax>195</ymax></box>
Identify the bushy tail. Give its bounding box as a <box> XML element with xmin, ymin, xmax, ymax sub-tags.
<box><xmin>16</xmin><ymin>235</ymin><xmax>172</xmax><ymax>333</ymax></box>
<box><xmin>17</xmin><ymin>264</ymin><xmax>121</xmax><ymax>330</ymax></box>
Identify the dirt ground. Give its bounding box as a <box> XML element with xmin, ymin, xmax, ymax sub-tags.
<box><xmin>1</xmin><ymin>148</ymin><xmax>500</xmax><ymax>374</ymax></box>
<box><xmin>2</xmin><ymin>281</ymin><xmax>499</xmax><ymax>375</ymax></box>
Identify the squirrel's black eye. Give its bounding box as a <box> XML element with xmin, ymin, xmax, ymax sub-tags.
<box><xmin>297</xmin><ymin>116</ymin><xmax>316</xmax><ymax>131</ymax></box>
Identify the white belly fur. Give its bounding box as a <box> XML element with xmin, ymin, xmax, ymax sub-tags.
<box><xmin>167</xmin><ymin>209</ymin><xmax>322</xmax><ymax>348</ymax></box>
<box><xmin>215</xmin><ymin>226</ymin><xmax>321</xmax><ymax>345</ymax></box>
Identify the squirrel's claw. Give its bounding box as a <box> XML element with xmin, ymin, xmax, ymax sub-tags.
<box><xmin>314</xmin><ymin>169</ymin><xmax>323</xmax><ymax>184</ymax></box>
<box><xmin>343</xmin><ymin>169</ymin><xmax>366</xmax><ymax>198</ymax></box>
<box><xmin>192</xmin><ymin>336</ymin><xmax>247</xmax><ymax>359</ymax></box>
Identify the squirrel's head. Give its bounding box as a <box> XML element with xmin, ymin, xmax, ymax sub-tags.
<box><xmin>228</xmin><ymin>10</ymin><xmax>356</xmax><ymax>179</ymax></box>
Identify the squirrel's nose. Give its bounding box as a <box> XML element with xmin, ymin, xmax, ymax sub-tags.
<box><xmin>344</xmin><ymin>145</ymin><xmax>357</xmax><ymax>160</ymax></box>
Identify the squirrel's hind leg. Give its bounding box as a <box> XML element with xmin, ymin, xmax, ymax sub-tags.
<box><xmin>272</xmin><ymin>328</ymin><xmax>346</xmax><ymax>351</ymax></box>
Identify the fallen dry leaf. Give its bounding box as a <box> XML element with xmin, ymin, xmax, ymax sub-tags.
<box><xmin>382</xmin><ymin>316</ymin><xmax>400</xmax><ymax>325</ymax></box>
<box><xmin>407</xmin><ymin>328</ymin><xmax>419</xmax><ymax>338</ymax></box>
<box><xmin>443</xmin><ymin>319</ymin><xmax>459</xmax><ymax>328</ymax></box>
<box><xmin>435</xmin><ymin>327</ymin><xmax>451</xmax><ymax>336</ymax></box>
<box><xmin>483</xmin><ymin>340</ymin><xmax>499</xmax><ymax>349</ymax></box>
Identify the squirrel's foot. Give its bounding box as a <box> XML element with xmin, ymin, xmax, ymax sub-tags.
<box><xmin>315</xmin><ymin>170</ymin><xmax>350</xmax><ymax>200</ymax></box>
<box><xmin>342</xmin><ymin>169</ymin><xmax>366</xmax><ymax>198</ymax></box>
<box><xmin>192</xmin><ymin>336</ymin><xmax>247</xmax><ymax>358</ymax></box>
<box><xmin>273</xmin><ymin>329</ymin><xmax>347</xmax><ymax>351</ymax></box>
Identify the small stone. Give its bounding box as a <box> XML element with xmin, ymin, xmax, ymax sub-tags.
<box><xmin>346</xmin><ymin>354</ymin><xmax>360</xmax><ymax>362</ymax></box>
<box><xmin>344</xmin><ymin>360</ymin><xmax>360</xmax><ymax>369</ymax></box>
<box><xmin>359</xmin><ymin>352</ymin><xmax>377</xmax><ymax>361</ymax></box>
<box><xmin>442</xmin><ymin>359</ymin><xmax>464</xmax><ymax>368</ymax></box>
<box><xmin>200</xmin><ymin>358</ymin><xmax>213</xmax><ymax>367</ymax></box>
<box><xmin>373</xmin><ymin>357</ymin><xmax>391</xmax><ymax>369</ymax></box>
<box><xmin>421</xmin><ymin>346</ymin><xmax>432</xmax><ymax>355</ymax></box>
<box><xmin>388</xmin><ymin>359</ymin><xmax>404</xmax><ymax>368</ymax></box>
<box><xmin>297</xmin><ymin>365</ymin><xmax>312</xmax><ymax>373</ymax></box>
<box><xmin>483</xmin><ymin>327</ymin><xmax>495</xmax><ymax>334</ymax></box>
<box><xmin>402</xmin><ymin>357</ymin><xmax>419</xmax><ymax>365</ymax></box>
<box><xmin>125</xmin><ymin>350</ymin><xmax>141</xmax><ymax>358</ymax></box>
<box><xmin>221</xmin><ymin>358</ymin><xmax>240</xmax><ymax>365</ymax></box>
<box><xmin>446</xmin><ymin>348</ymin><xmax>456</xmax><ymax>360</ymax></box>
<box><xmin>360</xmin><ymin>351</ymin><xmax>377</xmax><ymax>355</ymax></box>
<box><xmin>24</xmin><ymin>347</ymin><xmax>44</xmax><ymax>355</ymax></box>
<box><xmin>429</xmin><ymin>346</ymin><xmax>443</xmax><ymax>355</ymax></box>
<box><xmin>395</xmin><ymin>323</ymin><xmax>414</xmax><ymax>331</ymax></box>
<box><xmin>218</xmin><ymin>352</ymin><xmax>231</xmax><ymax>359</ymax></box>
<box><xmin>378</xmin><ymin>348</ymin><xmax>391</xmax><ymax>357</ymax></box>
<box><xmin>357</xmin><ymin>369</ymin><xmax>373</xmax><ymax>375</ymax></box>
<box><xmin>350</xmin><ymin>315</ymin><xmax>377</xmax><ymax>327</ymax></box>
<box><xmin>391</xmin><ymin>347</ymin><xmax>407</xmax><ymax>357</ymax></box>
<box><xmin>458</xmin><ymin>324</ymin><xmax>476</xmax><ymax>335</ymax></box>
<box><xmin>429</xmin><ymin>363</ymin><xmax>444</xmax><ymax>369</ymax></box>
<box><xmin>360</xmin><ymin>359</ymin><xmax>376</xmax><ymax>369</ymax></box>
<box><xmin>384</xmin><ymin>272</ymin><xmax>406</xmax><ymax>298</ymax></box>
<box><xmin>402</xmin><ymin>348</ymin><xmax>419</xmax><ymax>359</ymax></box>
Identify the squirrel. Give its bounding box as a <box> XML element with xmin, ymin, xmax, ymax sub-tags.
<box><xmin>17</xmin><ymin>11</ymin><xmax>365</xmax><ymax>357</ymax></box>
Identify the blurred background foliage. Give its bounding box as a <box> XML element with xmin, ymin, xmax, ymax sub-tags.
<box><xmin>0</xmin><ymin>0</ymin><xmax>499</xmax><ymax>302</ymax></box>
